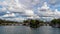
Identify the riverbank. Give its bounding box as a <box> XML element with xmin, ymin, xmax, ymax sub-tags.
<box><xmin>0</xmin><ymin>19</ymin><xmax>60</xmax><ymax>28</ymax></box>
<box><xmin>0</xmin><ymin>19</ymin><xmax>45</xmax><ymax>27</ymax></box>
<box><xmin>0</xmin><ymin>23</ymin><xmax>23</xmax><ymax>26</ymax></box>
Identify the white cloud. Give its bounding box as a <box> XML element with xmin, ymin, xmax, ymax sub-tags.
<box><xmin>18</xmin><ymin>0</ymin><xmax>40</xmax><ymax>9</ymax></box>
<box><xmin>0</xmin><ymin>7</ymin><xmax>7</xmax><ymax>11</ymax></box>
<box><xmin>54</xmin><ymin>9</ymin><xmax>60</xmax><ymax>17</ymax></box>
<box><xmin>0</xmin><ymin>1</ymin><xmax>8</xmax><ymax>6</ymax></box>
<box><xmin>37</xmin><ymin>2</ymin><xmax>60</xmax><ymax>21</ymax></box>
<box><xmin>2</xmin><ymin>13</ymin><xmax>16</xmax><ymax>17</ymax></box>
<box><xmin>2</xmin><ymin>18</ymin><xmax>26</xmax><ymax>22</ymax></box>
<box><xmin>40</xmin><ymin>2</ymin><xmax>49</xmax><ymax>10</ymax></box>
<box><xmin>37</xmin><ymin>2</ymin><xmax>54</xmax><ymax>17</ymax></box>
<box><xmin>48</xmin><ymin>0</ymin><xmax>56</xmax><ymax>4</ymax></box>
<box><xmin>48</xmin><ymin>0</ymin><xmax>60</xmax><ymax>8</ymax></box>
<box><xmin>0</xmin><ymin>0</ymin><xmax>60</xmax><ymax>22</ymax></box>
<box><xmin>25</xmin><ymin>10</ymin><xmax>34</xmax><ymax>16</ymax></box>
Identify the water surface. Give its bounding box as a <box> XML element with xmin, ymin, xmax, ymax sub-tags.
<box><xmin>0</xmin><ymin>26</ymin><xmax>60</xmax><ymax>34</ymax></box>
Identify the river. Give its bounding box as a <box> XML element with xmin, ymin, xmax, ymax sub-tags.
<box><xmin>0</xmin><ymin>26</ymin><xmax>60</xmax><ymax>34</ymax></box>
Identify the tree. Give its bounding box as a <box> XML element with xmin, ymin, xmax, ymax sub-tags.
<box><xmin>29</xmin><ymin>19</ymin><xmax>44</xmax><ymax>28</ymax></box>
<box><xmin>51</xmin><ymin>19</ymin><xmax>60</xmax><ymax>24</ymax></box>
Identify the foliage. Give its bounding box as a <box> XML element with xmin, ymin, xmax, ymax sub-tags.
<box><xmin>51</xmin><ymin>19</ymin><xmax>60</xmax><ymax>24</ymax></box>
<box><xmin>23</xmin><ymin>19</ymin><xmax>44</xmax><ymax>28</ymax></box>
<box><xmin>0</xmin><ymin>19</ymin><xmax>18</xmax><ymax>24</ymax></box>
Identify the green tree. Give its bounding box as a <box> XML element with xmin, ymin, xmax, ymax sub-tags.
<box><xmin>51</xmin><ymin>19</ymin><xmax>60</xmax><ymax>25</ymax></box>
<box><xmin>29</xmin><ymin>19</ymin><xmax>44</xmax><ymax>28</ymax></box>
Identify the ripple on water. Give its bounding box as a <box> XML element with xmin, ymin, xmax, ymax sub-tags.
<box><xmin>0</xmin><ymin>26</ymin><xmax>60</xmax><ymax>34</ymax></box>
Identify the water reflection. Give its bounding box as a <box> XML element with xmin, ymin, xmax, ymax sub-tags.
<box><xmin>0</xmin><ymin>26</ymin><xmax>60</xmax><ymax>34</ymax></box>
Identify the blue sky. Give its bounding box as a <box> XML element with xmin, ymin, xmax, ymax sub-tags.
<box><xmin>0</xmin><ymin>0</ymin><xmax>60</xmax><ymax>22</ymax></box>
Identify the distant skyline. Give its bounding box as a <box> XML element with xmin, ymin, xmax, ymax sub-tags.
<box><xmin>0</xmin><ymin>0</ymin><xmax>60</xmax><ymax>22</ymax></box>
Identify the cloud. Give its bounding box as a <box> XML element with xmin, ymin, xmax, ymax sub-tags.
<box><xmin>37</xmin><ymin>2</ymin><xmax>60</xmax><ymax>21</ymax></box>
<box><xmin>1</xmin><ymin>17</ymin><xmax>26</xmax><ymax>22</ymax></box>
<box><xmin>48</xmin><ymin>0</ymin><xmax>60</xmax><ymax>8</ymax></box>
<box><xmin>0</xmin><ymin>0</ymin><xmax>60</xmax><ymax>22</ymax></box>
<box><xmin>2</xmin><ymin>12</ymin><xmax>16</xmax><ymax>18</ymax></box>
<box><xmin>0</xmin><ymin>1</ymin><xmax>8</xmax><ymax>6</ymax></box>
<box><xmin>54</xmin><ymin>9</ymin><xmax>60</xmax><ymax>17</ymax></box>
<box><xmin>0</xmin><ymin>7</ymin><xmax>7</xmax><ymax>11</ymax></box>
<box><xmin>25</xmin><ymin>10</ymin><xmax>34</xmax><ymax>16</ymax></box>
<box><xmin>37</xmin><ymin>2</ymin><xmax>54</xmax><ymax>17</ymax></box>
<box><xmin>18</xmin><ymin>0</ymin><xmax>40</xmax><ymax>9</ymax></box>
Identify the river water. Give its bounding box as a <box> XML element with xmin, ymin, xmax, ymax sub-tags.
<box><xmin>0</xmin><ymin>26</ymin><xmax>60</xmax><ymax>34</ymax></box>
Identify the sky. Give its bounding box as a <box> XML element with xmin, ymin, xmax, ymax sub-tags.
<box><xmin>0</xmin><ymin>0</ymin><xmax>60</xmax><ymax>22</ymax></box>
